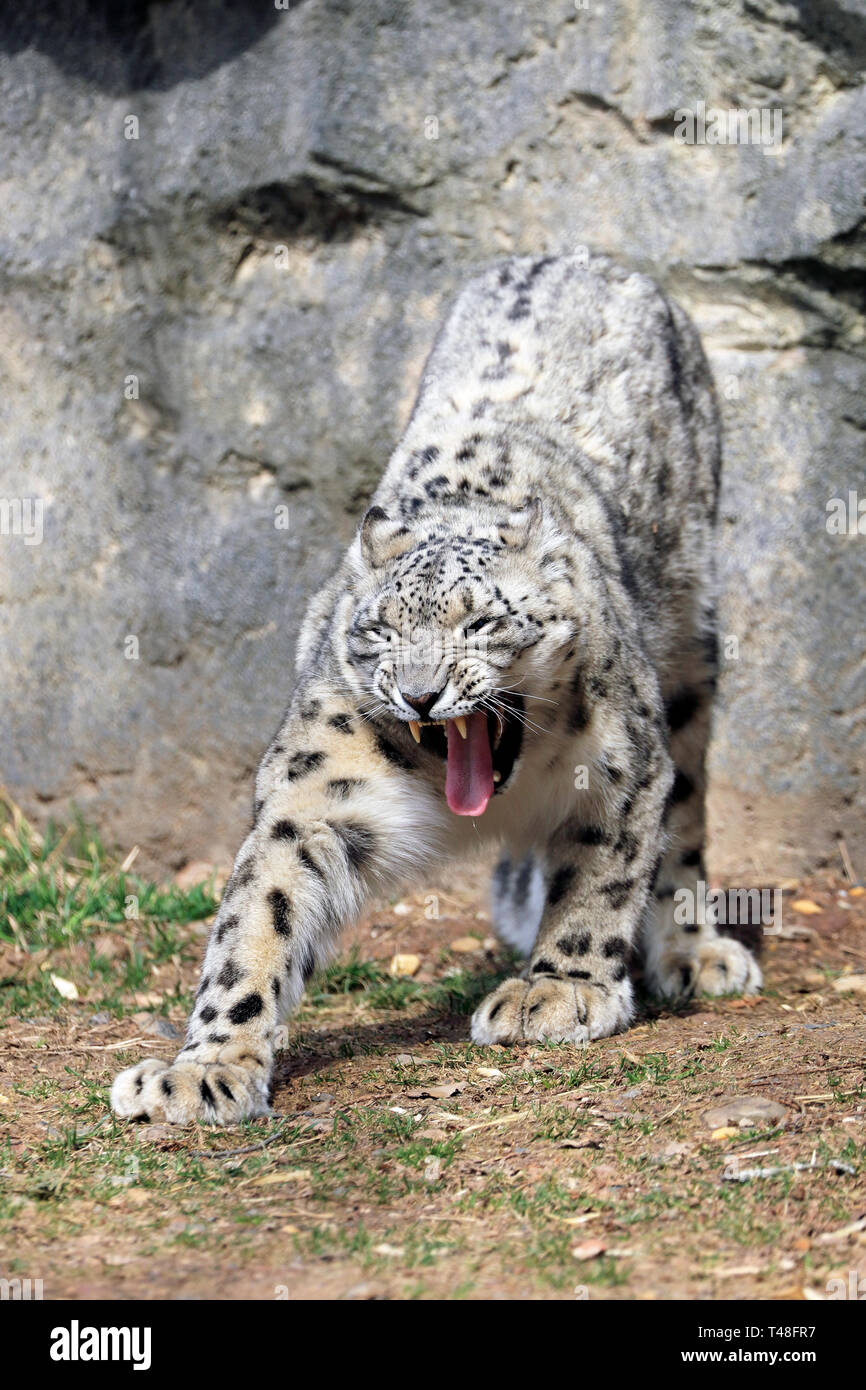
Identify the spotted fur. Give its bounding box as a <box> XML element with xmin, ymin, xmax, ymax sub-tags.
<box><xmin>111</xmin><ymin>254</ymin><xmax>760</xmax><ymax>1126</ymax></box>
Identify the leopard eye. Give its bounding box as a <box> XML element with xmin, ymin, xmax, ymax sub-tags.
<box><xmin>463</xmin><ymin>617</ymin><xmax>492</xmax><ymax>638</ymax></box>
<box><xmin>349</xmin><ymin>622</ymin><xmax>388</xmax><ymax>653</ymax></box>
<box><xmin>374</xmin><ymin>626</ymin><xmax>402</xmax><ymax>652</ymax></box>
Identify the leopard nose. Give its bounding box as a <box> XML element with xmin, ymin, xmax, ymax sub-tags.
<box><xmin>401</xmin><ymin>691</ymin><xmax>441</xmax><ymax>721</ymax></box>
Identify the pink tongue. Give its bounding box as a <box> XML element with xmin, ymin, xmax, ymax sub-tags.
<box><xmin>445</xmin><ymin>711</ymin><xmax>494</xmax><ymax>816</ymax></box>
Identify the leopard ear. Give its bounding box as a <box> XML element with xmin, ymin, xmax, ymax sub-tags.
<box><xmin>359</xmin><ymin>506</ymin><xmax>415</xmax><ymax>568</ymax></box>
<box><xmin>498</xmin><ymin>497</ymin><xmax>542</xmax><ymax>549</ymax></box>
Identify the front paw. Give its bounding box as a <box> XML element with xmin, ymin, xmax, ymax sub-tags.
<box><xmin>110</xmin><ymin>1049</ymin><xmax>271</xmax><ymax>1126</ymax></box>
<box><xmin>471</xmin><ymin>974</ymin><xmax>633</xmax><ymax>1046</ymax></box>
<box><xmin>649</xmin><ymin>935</ymin><xmax>762</xmax><ymax>1002</ymax></box>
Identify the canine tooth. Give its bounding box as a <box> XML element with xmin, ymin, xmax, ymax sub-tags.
<box><xmin>493</xmin><ymin>771</ymin><xmax>502</xmax><ymax>783</ymax></box>
<box><xmin>408</xmin><ymin>720</ymin><xmax>421</xmax><ymax>743</ymax></box>
<box><xmin>454</xmin><ymin>716</ymin><xmax>468</xmax><ymax>740</ymax></box>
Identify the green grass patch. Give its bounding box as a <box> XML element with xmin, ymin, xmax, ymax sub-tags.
<box><xmin>0</xmin><ymin>792</ymin><xmax>218</xmax><ymax>1015</ymax></box>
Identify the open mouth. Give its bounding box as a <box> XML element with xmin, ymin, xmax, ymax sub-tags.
<box><xmin>406</xmin><ymin>693</ymin><xmax>524</xmax><ymax>817</ymax></box>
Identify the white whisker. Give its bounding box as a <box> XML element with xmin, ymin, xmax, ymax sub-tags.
<box><xmin>477</xmin><ymin>693</ymin><xmax>549</xmax><ymax>739</ymax></box>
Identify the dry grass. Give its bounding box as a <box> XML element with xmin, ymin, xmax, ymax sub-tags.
<box><xmin>1</xmin><ymin>796</ymin><xmax>865</xmax><ymax>1300</ymax></box>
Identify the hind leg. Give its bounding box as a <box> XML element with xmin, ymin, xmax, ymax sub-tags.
<box><xmin>489</xmin><ymin>850</ymin><xmax>546</xmax><ymax>958</ymax></box>
<box><xmin>643</xmin><ymin>634</ymin><xmax>761</xmax><ymax>1001</ymax></box>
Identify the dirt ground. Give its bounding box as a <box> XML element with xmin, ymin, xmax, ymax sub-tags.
<box><xmin>2</xmin><ymin>861</ymin><xmax>865</xmax><ymax>1302</ymax></box>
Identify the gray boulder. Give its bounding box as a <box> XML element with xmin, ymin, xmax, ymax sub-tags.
<box><xmin>0</xmin><ymin>1</ymin><xmax>863</xmax><ymax>879</ymax></box>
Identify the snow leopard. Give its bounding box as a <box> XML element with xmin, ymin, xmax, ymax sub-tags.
<box><xmin>111</xmin><ymin>253</ymin><xmax>761</xmax><ymax>1126</ymax></box>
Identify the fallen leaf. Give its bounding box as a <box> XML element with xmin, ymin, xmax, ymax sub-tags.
<box><xmin>832</xmin><ymin>974</ymin><xmax>866</xmax><ymax>995</ymax></box>
<box><xmin>300</xmin><ymin>1117</ymin><xmax>330</xmax><ymax>1134</ymax></box>
<box><xmin>91</xmin><ymin>933</ymin><xmax>130</xmax><ymax>962</ymax></box>
<box><xmin>423</xmin><ymin>1156</ymin><xmax>442</xmax><ymax>1182</ymax></box>
<box><xmin>406</xmin><ymin>1081</ymin><xmax>466</xmax><ymax>1099</ymax></box>
<box><xmin>814</xmin><ymin>1217</ymin><xmax>866</xmax><ymax>1244</ymax></box>
<box><xmin>801</xmin><ymin>970</ymin><xmax>827</xmax><ymax>988</ymax></box>
<box><xmin>249</xmin><ymin>1169</ymin><xmax>311</xmax><ymax>1187</ymax></box>
<box><xmin>372</xmin><ymin>1243</ymin><xmax>405</xmax><ymax>1257</ymax></box>
<box><xmin>850</xmin><ymin>886</ymin><xmax>866</xmax><ymax>898</ymax></box>
<box><xmin>476</xmin><ymin>1066</ymin><xmax>502</xmax><ymax>1078</ymax></box>
<box><xmin>135</xmin><ymin>1124</ymin><xmax>175</xmax><ymax>1143</ymax></box>
<box><xmin>791</xmin><ymin>899</ymin><xmax>822</xmax><ymax>915</ymax></box>
<box><xmin>449</xmin><ymin>936</ymin><xmax>483</xmax><ymax>953</ymax></box>
<box><xmin>389</xmin><ymin>953</ymin><xmax>420</xmax><ymax>977</ymax></box>
<box><xmin>572</xmin><ymin>1239</ymin><xmax>607</xmax><ymax>1260</ymax></box>
<box><xmin>702</xmin><ymin>1096</ymin><xmax>788</xmax><ymax>1130</ymax></box>
<box><xmin>711</xmin><ymin>1126</ymin><xmax>740</xmax><ymax>1141</ymax></box>
<box><xmin>50</xmin><ymin>974</ymin><xmax>78</xmax><ymax>1001</ymax></box>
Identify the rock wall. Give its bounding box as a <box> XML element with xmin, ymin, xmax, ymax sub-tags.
<box><xmin>1</xmin><ymin>1</ymin><xmax>864</xmax><ymax>878</ymax></box>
